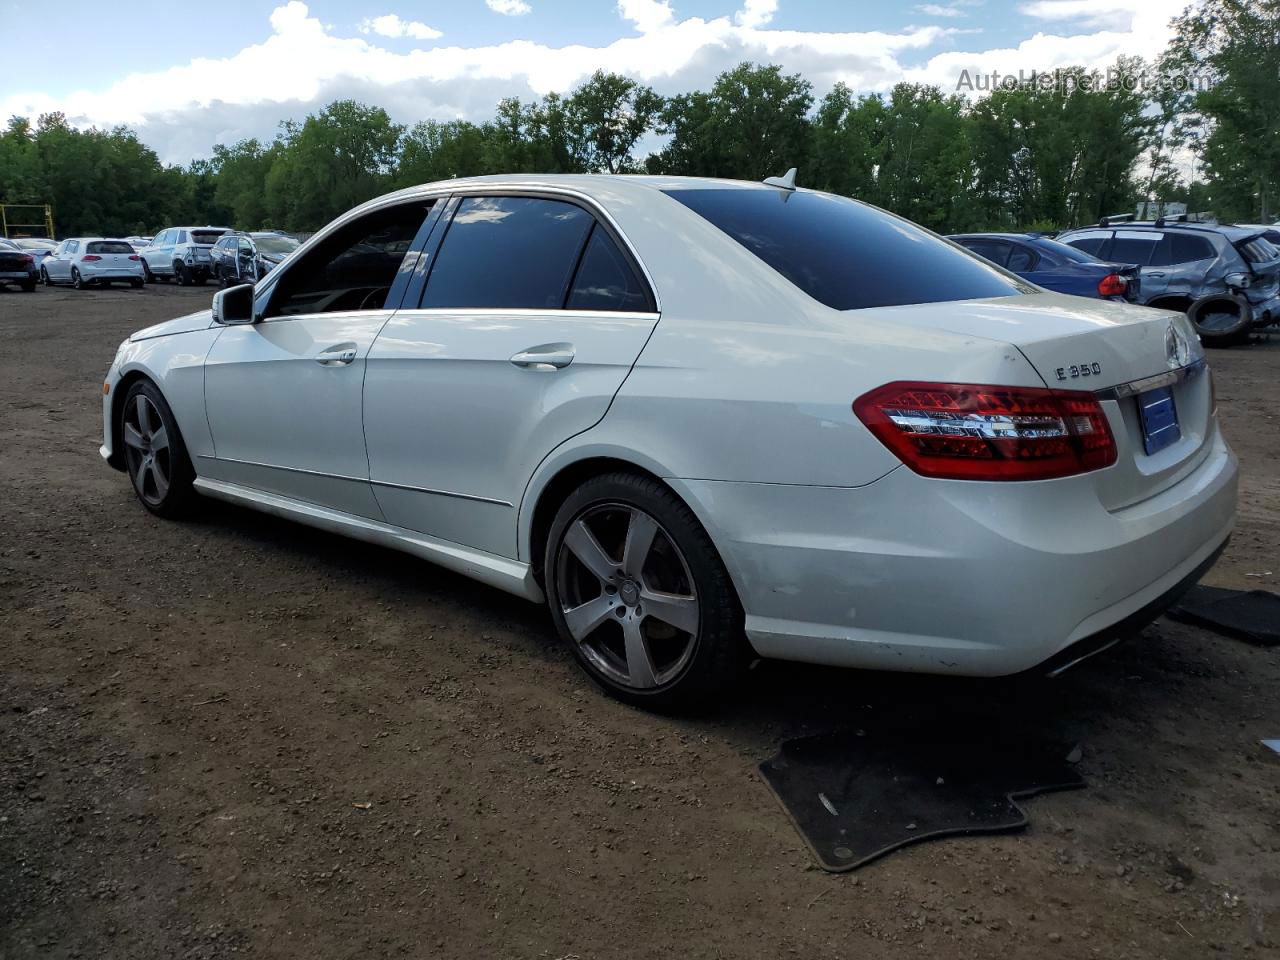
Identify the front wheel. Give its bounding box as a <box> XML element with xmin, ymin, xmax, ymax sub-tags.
<box><xmin>544</xmin><ymin>472</ymin><xmax>745</xmax><ymax>710</ymax></box>
<box><xmin>120</xmin><ymin>380</ymin><xmax>198</xmax><ymax>518</ymax></box>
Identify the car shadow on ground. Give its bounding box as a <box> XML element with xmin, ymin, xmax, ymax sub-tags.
<box><xmin>184</xmin><ymin>494</ymin><xmax>1141</xmax><ymax>761</ymax></box>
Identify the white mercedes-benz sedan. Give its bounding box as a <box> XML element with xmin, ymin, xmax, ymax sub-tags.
<box><xmin>100</xmin><ymin>175</ymin><xmax>1238</xmax><ymax>707</ymax></box>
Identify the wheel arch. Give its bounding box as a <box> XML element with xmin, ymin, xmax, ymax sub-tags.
<box><xmin>1146</xmin><ymin>295</ymin><xmax>1194</xmax><ymax>315</ymax></box>
<box><xmin>106</xmin><ymin>369</ymin><xmax>158</xmax><ymax>469</ymax></box>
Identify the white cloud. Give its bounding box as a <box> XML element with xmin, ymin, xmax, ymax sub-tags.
<box><xmin>735</xmin><ymin>0</ymin><xmax>778</xmax><ymax>29</ymax></box>
<box><xmin>1019</xmin><ymin>0</ymin><xmax>1135</xmax><ymax>31</ymax></box>
<box><xmin>617</xmin><ymin>0</ymin><xmax>674</xmax><ymax>34</ymax></box>
<box><xmin>486</xmin><ymin>0</ymin><xmax>532</xmax><ymax>15</ymax></box>
<box><xmin>916</xmin><ymin>3</ymin><xmax>968</xmax><ymax>17</ymax></box>
<box><xmin>0</xmin><ymin>0</ymin><xmax>1187</xmax><ymax>165</ymax></box>
<box><xmin>358</xmin><ymin>13</ymin><xmax>443</xmax><ymax>40</ymax></box>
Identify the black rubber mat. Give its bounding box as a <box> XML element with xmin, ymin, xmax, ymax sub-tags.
<box><xmin>1168</xmin><ymin>586</ymin><xmax>1280</xmax><ymax>646</ymax></box>
<box><xmin>759</xmin><ymin>730</ymin><xmax>1084</xmax><ymax>872</ymax></box>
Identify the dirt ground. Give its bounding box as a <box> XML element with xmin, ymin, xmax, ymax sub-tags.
<box><xmin>2</xmin><ymin>282</ymin><xmax>1278</xmax><ymax>960</ymax></box>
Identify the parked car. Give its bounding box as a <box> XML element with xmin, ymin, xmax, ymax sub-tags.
<box><xmin>42</xmin><ymin>238</ymin><xmax>144</xmax><ymax>289</ymax></box>
<box><xmin>1237</xmin><ymin>224</ymin><xmax>1280</xmax><ymax>247</ymax></box>
<box><xmin>13</xmin><ymin>237</ymin><xmax>58</xmax><ymax>268</ymax></box>
<box><xmin>140</xmin><ymin>226</ymin><xmax>232</xmax><ymax>285</ymax></box>
<box><xmin>209</xmin><ymin>231</ymin><xmax>301</xmax><ymax>286</ymax></box>
<box><xmin>100</xmin><ymin>175</ymin><xmax>1237</xmax><ymax>708</ymax></box>
<box><xmin>949</xmin><ymin>232</ymin><xmax>1141</xmax><ymax>302</ymax></box>
<box><xmin>124</xmin><ymin>235</ymin><xmax>153</xmax><ymax>249</ymax></box>
<box><xmin>1057</xmin><ymin>219</ymin><xmax>1280</xmax><ymax>344</ymax></box>
<box><xmin>0</xmin><ymin>238</ymin><xmax>38</xmax><ymax>291</ymax></box>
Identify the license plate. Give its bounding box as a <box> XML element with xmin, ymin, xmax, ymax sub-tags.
<box><xmin>1138</xmin><ymin>385</ymin><xmax>1181</xmax><ymax>455</ymax></box>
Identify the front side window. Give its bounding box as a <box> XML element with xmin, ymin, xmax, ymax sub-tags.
<box><xmin>422</xmin><ymin>197</ymin><xmax>594</xmax><ymax>310</ymax></box>
<box><xmin>666</xmin><ymin>189</ymin><xmax>1027</xmax><ymax>311</ymax></box>
<box><xmin>266</xmin><ymin>202</ymin><xmax>431</xmax><ymax>317</ymax></box>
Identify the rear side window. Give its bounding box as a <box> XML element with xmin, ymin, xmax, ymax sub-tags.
<box><xmin>1108</xmin><ymin>231</ymin><xmax>1161</xmax><ymax>266</ymax></box>
<box><xmin>1239</xmin><ymin>237</ymin><xmax>1280</xmax><ymax>264</ymax></box>
<box><xmin>956</xmin><ymin>238</ymin><xmax>1010</xmax><ymax>266</ymax></box>
<box><xmin>1006</xmin><ymin>245</ymin><xmax>1037</xmax><ymax>271</ymax></box>
<box><xmin>266</xmin><ymin>203</ymin><xmax>432</xmax><ymax>317</ymax></box>
<box><xmin>1162</xmin><ymin>233</ymin><xmax>1216</xmax><ymax>265</ymax></box>
<box><xmin>567</xmin><ymin>225</ymin><xmax>652</xmax><ymax>311</ymax></box>
<box><xmin>1062</xmin><ymin>231</ymin><xmax>1111</xmax><ymax>257</ymax></box>
<box><xmin>665</xmin><ymin>189</ymin><xmax>1026</xmax><ymax>310</ymax></box>
<box><xmin>423</xmin><ymin>197</ymin><xmax>593</xmax><ymax>309</ymax></box>
<box><xmin>87</xmin><ymin>241</ymin><xmax>134</xmax><ymax>254</ymax></box>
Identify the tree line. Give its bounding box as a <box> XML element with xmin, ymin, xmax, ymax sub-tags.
<box><xmin>1</xmin><ymin>0</ymin><xmax>1274</xmax><ymax>239</ymax></box>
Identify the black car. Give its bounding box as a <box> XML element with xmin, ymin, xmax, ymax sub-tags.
<box><xmin>0</xmin><ymin>238</ymin><xmax>39</xmax><ymax>292</ymax></box>
<box><xmin>209</xmin><ymin>231</ymin><xmax>301</xmax><ymax>287</ymax></box>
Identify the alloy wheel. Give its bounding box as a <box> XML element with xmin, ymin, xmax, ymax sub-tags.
<box><xmin>555</xmin><ymin>503</ymin><xmax>700</xmax><ymax>689</ymax></box>
<box><xmin>122</xmin><ymin>394</ymin><xmax>172</xmax><ymax>506</ymax></box>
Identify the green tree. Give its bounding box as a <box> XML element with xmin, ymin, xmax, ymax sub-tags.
<box><xmin>563</xmin><ymin>71</ymin><xmax>662</xmax><ymax>173</ymax></box>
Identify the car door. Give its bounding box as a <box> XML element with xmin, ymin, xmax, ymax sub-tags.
<box><xmin>363</xmin><ymin>193</ymin><xmax>661</xmax><ymax>559</ymax></box>
<box><xmin>54</xmin><ymin>240</ymin><xmax>78</xmax><ymax>280</ymax></box>
<box><xmin>237</xmin><ymin>237</ymin><xmax>256</xmax><ymax>282</ymax></box>
<box><xmin>144</xmin><ymin>230</ymin><xmax>169</xmax><ymax>274</ymax></box>
<box><xmin>201</xmin><ymin>199</ymin><xmax>437</xmax><ymax>520</ymax></box>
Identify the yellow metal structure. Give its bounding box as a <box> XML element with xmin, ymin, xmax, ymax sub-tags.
<box><xmin>1</xmin><ymin>203</ymin><xmax>56</xmax><ymax>239</ymax></box>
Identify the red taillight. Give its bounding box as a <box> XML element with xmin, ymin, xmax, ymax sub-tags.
<box><xmin>82</xmin><ymin>255</ymin><xmax>102</xmax><ymax>262</ymax></box>
<box><xmin>20</xmin><ymin>254</ymin><xmax>33</xmax><ymax>265</ymax></box>
<box><xmin>128</xmin><ymin>255</ymin><xmax>140</xmax><ymax>261</ymax></box>
<box><xmin>1097</xmin><ymin>274</ymin><xmax>1127</xmax><ymax>297</ymax></box>
<box><xmin>852</xmin><ymin>381</ymin><xmax>1117</xmax><ymax>481</ymax></box>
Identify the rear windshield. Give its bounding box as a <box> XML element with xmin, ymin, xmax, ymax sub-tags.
<box><xmin>190</xmin><ymin>230</ymin><xmax>228</xmax><ymax>246</ymax></box>
<box><xmin>87</xmin><ymin>241</ymin><xmax>135</xmax><ymax>254</ymax></box>
<box><xmin>664</xmin><ymin>188</ymin><xmax>1027</xmax><ymax>310</ymax></box>
<box><xmin>1239</xmin><ymin>237</ymin><xmax>1280</xmax><ymax>264</ymax></box>
<box><xmin>1033</xmin><ymin>237</ymin><xmax>1100</xmax><ymax>263</ymax></box>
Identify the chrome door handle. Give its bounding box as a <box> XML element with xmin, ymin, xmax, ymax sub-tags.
<box><xmin>316</xmin><ymin>347</ymin><xmax>357</xmax><ymax>366</ymax></box>
<box><xmin>510</xmin><ymin>344</ymin><xmax>575</xmax><ymax>370</ymax></box>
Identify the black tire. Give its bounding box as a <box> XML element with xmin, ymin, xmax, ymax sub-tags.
<box><xmin>175</xmin><ymin>262</ymin><xmax>192</xmax><ymax>286</ymax></box>
<box><xmin>20</xmin><ymin>279</ymin><xmax>36</xmax><ymax>292</ymax></box>
<box><xmin>119</xmin><ymin>379</ymin><xmax>198</xmax><ymax>519</ymax></box>
<box><xmin>131</xmin><ymin>279</ymin><xmax>143</xmax><ymax>289</ymax></box>
<box><xmin>142</xmin><ymin>261</ymin><xmax>155</xmax><ymax>283</ymax></box>
<box><xmin>71</xmin><ymin>268</ymin><xmax>85</xmax><ymax>290</ymax></box>
<box><xmin>193</xmin><ymin>273</ymin><xmax>207</xmax><ymax>287</ymax></box>
<box><xmin>544</xmin><ymin>472</ymin><xmax>745</xmax><ymax>710</ymax></box>
<box><xmin>1191</xmin><ymin>294</ymin><xmax>1252</xmax><ymax>347</ymax></box>
<box><xmin>40</xmin><ymin>266</ymin><xmax>53</xmax><ymax>286</ymax></box>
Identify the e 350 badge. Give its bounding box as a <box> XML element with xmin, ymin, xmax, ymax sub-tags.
<box><xmin>1055</xmin><ymin>362</ymin><xmax>1102</xmax><ymax>381</ymax></box>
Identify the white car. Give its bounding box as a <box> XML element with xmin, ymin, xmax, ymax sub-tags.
<box><xmin>99</xmin><ymin>175</ymin><xmax>1238</xmax><ymax>708</ymax></box>
<box><xmin>42</xmin><ymin>238</ymin><xmax>145</xmax><ymax>289</ymax></box>
<box><xmin>140</xmin><ymin>226</ymin><xmax>232</xmax><ymax>285</ymax></box>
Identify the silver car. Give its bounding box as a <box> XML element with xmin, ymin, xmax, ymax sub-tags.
<box><xmin>1058</xmin><ymin>219</ymin><xmax>1280</xmax><ymax>344</ymax></box>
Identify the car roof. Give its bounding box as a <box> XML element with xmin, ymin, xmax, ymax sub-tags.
<box><xmin>949</xmin><ymin>232</ymin><xmax>1041</xmax><ymax>242</ymax></box>
<box><xmin>1064</xmin><ymin>221</ymin><xmax>1238</xmax><ymax>239</ymax></box>
<box><xmin>378</xmin><ymin>173</ymin><xmax>785</xmax><ymax>206</ymax></box>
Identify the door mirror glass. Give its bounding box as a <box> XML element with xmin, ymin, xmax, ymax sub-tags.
<box><xmin>213</xmin><ymin>283</ymin><xmax>256</xmax><ymax>325</ymax></box>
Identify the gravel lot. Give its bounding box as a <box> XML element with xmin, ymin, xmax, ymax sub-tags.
<box><xmin>2</xmin><ymin>283</ymin><xmax>1278</xmax><ymax>959</ymax></box>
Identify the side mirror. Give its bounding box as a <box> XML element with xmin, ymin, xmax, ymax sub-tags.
<box><xmin>212</xmin><ymin>283</ymin><xmax>256</xmax><ymax>325</ymax></box>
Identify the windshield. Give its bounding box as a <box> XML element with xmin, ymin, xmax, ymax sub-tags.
<box><xmin>253</xmin><ymin>235</ymin><xmax>300</xmax><ymax>256</ymax></box>
<box><xmin>16</xmin><ymin>238</ymin><xmax>56</xmax><ymax>250</ymax></box>
<box><xmin>190</xmin><ymin>230</ymin><xmax>228</xmax><ymax>246</ymax></box>
<box><xmin>664</xmin><ymin>188</ymin><xmax>1027</xmax><ymax>310</ymax></box>
<box><xmin>87</xmin><ymin>241</ymin><xmax>135</xmax><ymax>254</ymax></box>
<box><xmin>1032</xmin><ymin>236</ymin><xmax>1101</xmax><ymax>264</ymax></box>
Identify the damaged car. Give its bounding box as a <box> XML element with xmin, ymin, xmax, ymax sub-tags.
<box><xmin>1057</xmin><ymin>218</ymin><xmax>1280</xmax><ymax>345</ymax></box>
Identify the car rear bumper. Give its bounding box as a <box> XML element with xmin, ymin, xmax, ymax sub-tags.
<box><xmin>81</xmin><ymin>264</ymin><xmax>144</xmax><ymax>279</ymax></box>
<box><xmin>668</xmin><ymin>425</ymin><xmax>1238</xmax><ymax>676</ymax></box>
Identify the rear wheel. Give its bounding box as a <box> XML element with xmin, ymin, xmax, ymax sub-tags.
<box><xmin>120</xmin><ymin>380</ymin><xmax>197</xmax><ymax>518</ymax></box>
<box><xmin>175</xmin><ymin>262</ymin><xmax>192</xmax><ymax>286</ymax></box>
<box><xmin>131</xmin><ymin>278</ymin><xmax>143</xmax><ymax>289</ymax></box>
<box><xmin>20</xmin><ymin>279</ymin><xmax>36</xmax><ymax>292</ymax></box>
<box><xmin>141</xmin><ymin>261</ymin><xmax>155</xmax><ymax>283</ymax></box>
<box><xmin>71</xmin><ymin>267</ymin><xmax>85</xmax><ymax>290</ymax></box>
<box><xmin>40</xmin><ymin>267</ymin><xmax>53</xmax><ymax>286</ymax></box>
<box><xmin>544</xmin><ymin>472</ymin><xmax>745</xmax><ymax>710</ymax></box>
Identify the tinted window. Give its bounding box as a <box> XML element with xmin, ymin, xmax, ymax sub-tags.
<box><xmin>666</xmin><ymin>189</ymin><xmax>1025</xmax><ymax>310</ymax></box>
<box><xmin>1063</xmin><ymin>232</ymin><xmax>1111</xmax><ymax>257</ymax></box>
<box><xmin>566</xmin><ymin>225</ymin><xmax>651</xmax><ymax>311</ymax></box>
<box><xmin>423</xmin><ymin>197</ymin><xmax>593</xmax><ymax>310</ymax></box>
<box><xmin>190</xmin><ymin>229</ymin><xmax>226</xmax><ymax>245</ymax></box>
<box><xmin>1108</xmin><ymin>232</ymin><xmax>1161</xmax><ymax>266</ymax></box>
<box><xmin>1006</xmin><ymin>245</ymin><xmax>1037</xmax><ymax>271</ymax></box>
<box><xmin>87</xmin><ymin>241</ymin><xmax>134</xmax><ymax>254</ymax></box>
<box><xmin>266</xmin><ymin>203</ymin><xmax>431</xmax><ymax>317</ymax></box>
<box><xmin>1239</xmin><ymin>237</ymin><xmax>1279</xmax><ymax>264</ymax></box>
<box><xmin>956</xmin><ymin>239</ymin><xmax>1010</xmax><ymax>265</ymax></box>
<box><xmin>1031</xmin><ymin>237</ymin><xmax>1099</xmax><ymax>264</ymax></box>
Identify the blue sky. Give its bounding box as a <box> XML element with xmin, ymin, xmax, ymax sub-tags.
<box><xmin>0</xmin><ymin>0</ymin><xmax>1184</xmax><ymax>163</ymax></box>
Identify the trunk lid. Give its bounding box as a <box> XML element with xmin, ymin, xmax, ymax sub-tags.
<box><xmin>882</xmin><ymin>292</ymin><xmax>1214</xmax><ymax>509</ymax></box>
